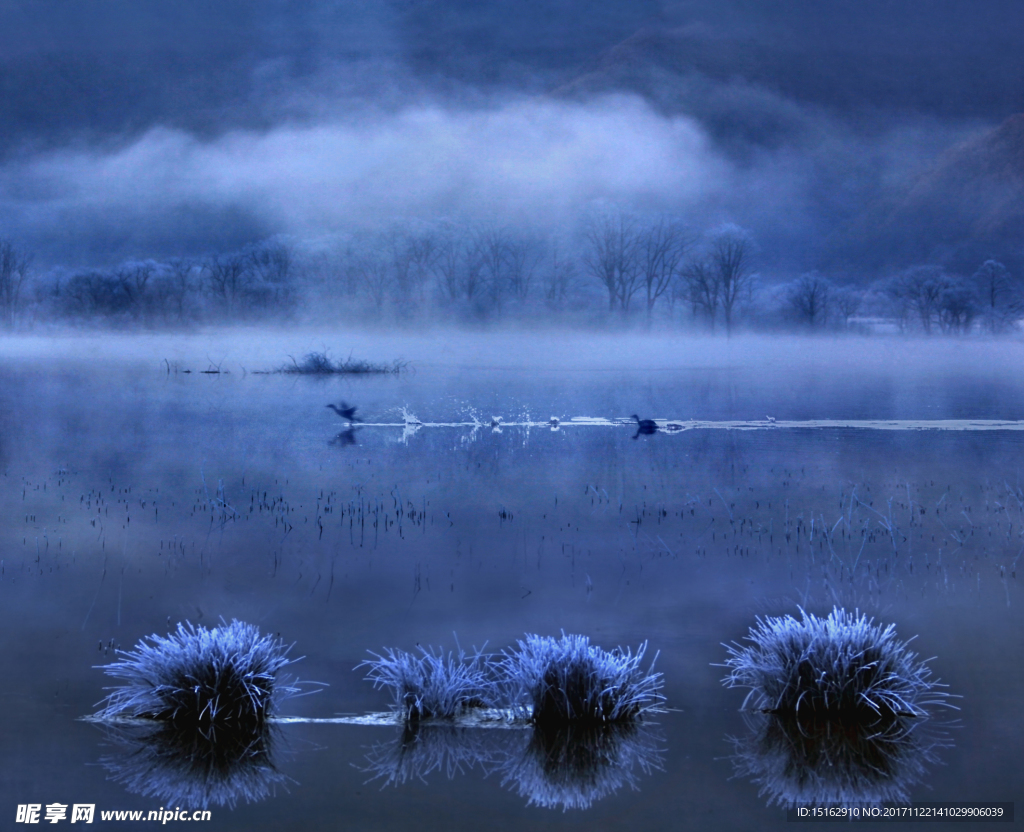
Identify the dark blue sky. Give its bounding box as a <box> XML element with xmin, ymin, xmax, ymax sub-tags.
<box><xmin>1</xmin><ymin>0</ymin><xmax>1022</xmax><ymax>269</ymax></box>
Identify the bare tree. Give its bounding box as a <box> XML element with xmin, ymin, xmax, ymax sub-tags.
<box><xmin>380</xmin><ymin>228</ymin><xmax>436</xmax><ymax>313</ymax></box>
<box><xmin>203</xmin><ymin>253</ymin><xmax>252</xmax><ymax>316</ymax></box>
<box><xmin>0</xmin><ymin>239</ymin><xmax>30</xmax><ymax>329</ymax></box>
<box><xmin>708</xmin><ymin>225</ymin><xmax>755</xmax><ymax>335</ymax></box>
<box><xmin>681</xmin><ymin>259</ymin><xmax>719</xmax><ymax>330</ymax></box>
<box><xmin>890</xmin><ymin>266</ymin><xmax>949</xmax><ymax>334</ymax></box>
<box><xmin>160</xmin><ymin>258</ymin><xmax>196</xmax><ymax>322</ymax></box>
<box><xmin>878</xmin><ymin>276</ymin><xmax>912</xmax><ymax>333</ymax></box>
<box><xmin>505</xmin><ymin>235</ymin><xmax>542</xmax><ymax>302</ymax></box>
<box><xmin>353</xmin><ymin>253</ymin><xmax>392</xmax><ymax>313</ymax></box>
<box><xmin>116</xmin><ymin>260</ymin><xmax>157</xmax><ymax>321</ymax></box>
<box><xmin>637</xmin><ymin>219</ymin><xmax>692</xmax><ymax>326</ymax></box>
<box><xmin>832</xmin><ymin>285</ymin><xmax>862</xmax><ymax>330</ymax></box>
<box><xmin>63</xmin><ymin>269</ymin><xmax>130</xmax><ymax>318</ymax></box>
<box><xmin>477</xmin><ymin>227</ymin><xmax>511</xmax><ymax>309</ymax></box>
<box><xmin>581</xmin><ymin>213</ymin><xmax>640</xmax><ymax>313</ymax></box>
<box><xmin>405</xmin><ymin>233</ymin><xmax>437</xmax><ymax>307</ymax></box>
<box><xmin>972</xmin><ymin>260</ymin><xmax>1021</xmax><ymax>333</ymax></box>
<box><xmin>248</xmin><ymin>240</ymin><xmax>291</xmax><ymax>285</ymax></box>
<box><xmin>543</xmin><ymin>240</ymin><xmax>578</xmax><ymax>308</ymax></box>
<box><xmin>786</xmin><ymin>273</ymin><xmax>831</xmax><ymax>328</ymax></box>
<box><xmin>430</xmin><ymin>224</ymin><xmax>466</xmax><ymax>303</ymax></box>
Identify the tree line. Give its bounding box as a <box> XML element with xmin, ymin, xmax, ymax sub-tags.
<box><xmin>0</xmin><ymin>214</ymin><xmax>1020</xmax><ymax>334</ymax></box>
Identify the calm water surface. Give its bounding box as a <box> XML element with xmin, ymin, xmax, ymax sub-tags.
<box><xmin>0</xmin><ymin>332</ymin><xmax>1021</xmax><ymax>830</ymax></box>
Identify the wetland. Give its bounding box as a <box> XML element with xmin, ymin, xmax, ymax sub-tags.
<box><xmin>1</xmin><ymin>330</ymin><xmax>1021</xmax><ymax>830</ymax></box>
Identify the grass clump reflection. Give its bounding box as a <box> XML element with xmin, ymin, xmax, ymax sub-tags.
<box><xmin>500</xmin><ymin>723</ymin><xmax>664</xmax><ymax>811</ymax></box>
<box><xmin>501</xmin><ymin>633</ymin><xmax>665</xmax><ymax>726</ymax></box>
<box><xmin>728</xmin><ymin>711</ymin><xmax>950</xmax><ymax>808</ymax></box>
<box><xmin>98</xmin><ymin>719</ymin><xmax>288</xmax><ymax>809</ymax></box>
<box><xmin>94</xmin><ymin>620</ymin><xmax>300</xmax><ymax>730</ymax></box>
<box><xmin>722</xmin><ymin>607</ymin><xmax>953</xmax><ymax>718</ymax></box>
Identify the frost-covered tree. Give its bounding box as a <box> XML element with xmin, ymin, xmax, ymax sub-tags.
<box><xmin>681</xmin><ymin>258</ymin><xmax>719</xmax><ymax>331</ymax></box>
<box><xmin>708</xmin><ymin>225</ymin><xmax>755</xmax><ymax>335</ymax></box>
<box><xmin>831</xmin><ymin>285</ymin><xmax>862</xmax><ymax>330</ymax></box>
<box><xmin>883</xmin><ymin>266</ymin><xmax>949</xmax><ymax>334</ymax></box>
<box><xmin>637</xmin><ymin>218</ymin><xmax>692</xmax><ymax>326</ymax></box>
<box><xmin>786</xmin><ymin>273</ymin><xmax>831</xmax><ymax>328</ymax></box>
<box><xmin>937</xmin><ymin>278</ymin><xmax>978</xmax><ymax>334</ymax></box>
<box><xmin>582</xmin><ymin>212</ymin><xmax>641</xmax><ymax>313</ymax></box>
<box><xmin>972</xmin><ymin>260</ymin><xmax>1021</xmax><ymax>333</ymax></box>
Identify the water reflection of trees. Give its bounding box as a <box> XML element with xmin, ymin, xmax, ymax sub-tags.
<box><xmin>97</xmin><ymin>720</ymin><xmax>289</xmax><ymax>809</ymax></box>
<box><xmin>728</xmin><ymin>712</ymin><xmax>952</xmax><ymax>809</ymax></box>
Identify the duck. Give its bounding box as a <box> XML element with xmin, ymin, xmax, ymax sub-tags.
<box><xmin>326</xmin><ymin>402</ymin><xmax>362</xmax><ymax>424</ymax></box>
<box><xmin>631</xmin><ymin>415</ymin><xmax>658</xmax><ymax>436</ymax></box>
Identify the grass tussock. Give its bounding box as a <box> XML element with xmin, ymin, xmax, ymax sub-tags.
<box><xmin>722</xmin><ymin>607</ymin><xmax>954</xmax><ymax>719</ymax></box>
<box><xmin>94</xmin><ymin>620</ymin><xmax>299</xmax><ymax>729</ymax></box>
<box><xmin>280</xmin><ymin>351</ymin><xmax>406</xmax><ymax>375</ymax></box>
<box><xmin>359</xmin><ymin>645</ymin><xmax>496</xmax><ymax>722</ymax></box>
<box><xmin>500</xmin><ymin>633</ymin><xmax>665</xmax><ymax>726</ymax></box>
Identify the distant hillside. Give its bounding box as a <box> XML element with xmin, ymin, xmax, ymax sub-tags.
<box><xmin>555</xmin><ymin>24</ymin><xmax>1024</xmax><ymax>130</ymax></box>
<box><xmin>827</xmin><ymin>115</ymin><xmax>1024</xmax><ymax>275</ymax></box>
<box><xmin>899</xmin><ymin>113</ymin><xmax>1024</xmax><ymax>238</ymax></box>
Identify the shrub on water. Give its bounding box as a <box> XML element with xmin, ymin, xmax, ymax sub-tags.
<box><xmin>359</xmin><ymin>645</ymin><xmax>496</xmax><ymax>721</ymax></box>
<box><xmin>721</xmin><ymin>607</ymin><xmax>954</xmax><ymax>718</ymax></box>
<box><xmin>94</xmin><ymin>620</ymin><xmax>299</xmax><ymax>728</ymax></box>
<box><xmin>500</xmin><ymin>633</ymin><xmax>664</xmax><ymax>725</ymax></box>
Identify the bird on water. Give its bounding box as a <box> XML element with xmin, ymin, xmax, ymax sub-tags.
<box><xmin>631</xmin><ymin>415</ymin><xmax>658</xmax><ymax>437</ymax></box>
<box><xmin>326</xmin><ymin>402</ymin><xmax>362</xmax><ymax>423</ymax></box>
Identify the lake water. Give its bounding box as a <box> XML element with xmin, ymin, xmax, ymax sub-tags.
<box><xmin>0</xmin><ymin>330</ymin><xmax>1020</xmax><ymax>829</ymax></box>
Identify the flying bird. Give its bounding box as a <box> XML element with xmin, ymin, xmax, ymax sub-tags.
<box><xmin>326</xmin><ymin>402</ymin><xmax>362</xmax><ymax>423</ymax></box>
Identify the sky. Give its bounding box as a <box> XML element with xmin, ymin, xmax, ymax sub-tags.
<box><xmin>1</xmin><ymin>0</ymin><xmax>1022</xmax><ymax>272</ymax></box>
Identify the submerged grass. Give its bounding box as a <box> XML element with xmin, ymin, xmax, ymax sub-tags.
<box><xmin>279</xmin><ymin>351</ymin><xmax>406</xmax><ymax>375</ymax></box>
<box><xmin>721</xmin><ymin>607</ymin><xmax>955</xmax><ymax>718</ymax></box>
<box><xmin>500</xmin><ymin>633</ymin><xmax>665</xmax><ymax>726</ymax></box>
<box><xmin>94</xmin><ymin>620</ymin><xmax>300</xmax><ymax>729</ymax></box>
